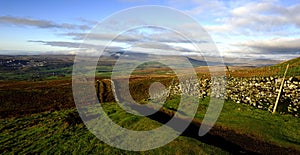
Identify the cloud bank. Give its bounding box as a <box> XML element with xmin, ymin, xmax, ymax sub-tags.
<box><xmin>0</xmin><ymin>16</ymin><xmax>90</xmax><ymax>30</ymax></box>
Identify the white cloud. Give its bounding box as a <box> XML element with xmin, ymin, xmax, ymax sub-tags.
<box><xmin>236</xmin><ymin>38</ymin><xmax>300</xmax><ymax>54</ymax></box>
<box><xmin>0</xmin><ymin>16</ymin><xmax>91</xmax><ymax>30</ymax></box>
<box><xmin>180</xmin><ymin>1</ymin><xmax>300</xmax><ymax>34</ymax></box>
<box><xmin>172</xmin><ymin>0</ymin><xmax>300</xmax><ymax>59</ymax></box>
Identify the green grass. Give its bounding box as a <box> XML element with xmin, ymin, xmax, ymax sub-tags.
<box><xmin>164</xmin><ymin>96</ymin><xmax>300</xmax><ymax>150</ymax></box>
<box><xmin>273</xmin><ymin>56</ymin><xmax>300</xmax><ymax>77</ymax></box>
<box><xmin>0</xmin><ymin>103</ymin><xmax>229</xmax><ymax>154</ymax></box>
<box><xmin>0</xmin><ymin>66</ymin><xmax>73</xmax><ymax>81</ymax></box>
<box><xmin>217</xmin><ymin>100</ymin><xmax>300</xmax><ymax>150</ymax></box>
<box><xmin>1</xmin><ymin>95</ymin><xmax>300</xmax><ymax>153</ymax></box>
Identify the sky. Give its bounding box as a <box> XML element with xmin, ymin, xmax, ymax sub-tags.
<box><xmin>0</xmin><ymin>0</ymin><xmax>300</xmax><ymax>60</ymax></box>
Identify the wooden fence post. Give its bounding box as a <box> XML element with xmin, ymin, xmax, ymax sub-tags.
<box><xmin>272</xmin><ymin>64</ymin><xmax>289</xmax><ymax>114</ymax></box>
<box><xmin>96</xmin><ymin>80</ymin><xmax>100</xmax><ymax>101</ymax></box>
<box><xmin>110</xmin><ymin>79</ymin><xmax>119</xmax><ymax>102</ymax></box>
<box><xmin>226</xmin><ymin>66</ymin><xmax>231</xmax><ymax>78</ymax></box>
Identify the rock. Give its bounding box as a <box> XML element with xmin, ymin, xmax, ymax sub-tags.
<box><xmin>276</xmin><ymin>78</ymin><xmax>282</xmax><ymax>83</ymax></box>
<box><xmin>289</xmin><ymin>77</ymin><xmax>297</xmax><ymax>82</ymax></box>
<box><xmin>254</xmin><ymin>83</ymin><xmax>260</xmax><ymax>87</ymax></box>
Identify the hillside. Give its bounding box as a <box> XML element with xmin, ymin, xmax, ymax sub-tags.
<box><xmin>1</xmin><ymin>97</ymin><xmax>300</xmax><ymax>154</ymax></box>
<box><xmin>228</xmin><ymin>56</ymin><xmax>300</xmax><ymax>78</ymax></box>
<box><xmin>276</xmin><ymin>56</ymin><xmax>300</xmax><ymax>67</ymax></box>
<box><xmin>0</xmin><ymin>55</ymin><xmax>299</xmax><ymax>153</ymax></box>
<box><xmin>0</xmin><ymin>103</ymin><xmax>229</xmax><ymax>154</ymax></box>
<box><xmin>274</xmin><ymin>56</ymin><xmax>300</xmax><ymax>77</ymax></box>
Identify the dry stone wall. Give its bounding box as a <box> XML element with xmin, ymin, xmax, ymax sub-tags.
<box><xmin>166</xmin><ymin>76</ymin><xmax>300</xmax><ymax>116</ymax></box>
<box><xmin>97</xmin><ymin>76</ymin><xmax>300</xmax><ymax>117</ymax></box>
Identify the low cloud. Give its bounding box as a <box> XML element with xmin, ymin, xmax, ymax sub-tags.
<box><xmin>236</xmin><ymin>38</ymin><xmax>300</xmax><ymax>54</ymax></box>
<box><xmin>29</xmin><ymin>40</ymin><xmax>83</xmax><ymax>48</ymax></box>
<box><xmin>77</xmin><ymin>18</ymin><xmax>98</xmax><ymax>25</ymax></box>
<box><xmin>28</xmin><ymin>40</ymin><xmax>100</xmax><ymax>49</ymax></box>
<box><xmin>63</xmin><ymin>32</ymin><xmax>143</xmax><ymax>42</ymax></box>
<box><xmin>129</xmin><ymin>41</ymin><xmax>212</xmax><ymax>56</ymax></box>
<box><xmin>28</xmin><ymin>40</ymin><xmax>125</xmax><ymax>53</ymax></box>
<box><xmin>63</xmin><ymin>30</ymin><xmax>209</xmax><ymax>44</ymax></box>
<box><xmin>0</xmin><ymin>16</ymin><xmax>91</xmax><ymax>30</ymax></box>
<box><xmin>134</xmin><ymin>42</ymin><xmax>191</xmax><ymax>53</ymax></box>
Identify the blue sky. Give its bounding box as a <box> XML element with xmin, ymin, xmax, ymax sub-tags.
<box><xmin>0</xmin><ymin>0</ymin><xmax>300</xmax><ymax>60</ymax></box>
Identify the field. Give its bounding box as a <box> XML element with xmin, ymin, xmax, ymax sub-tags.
<box><xmin>1</xmin><ymin>96</ymin><xmax>299</xmax><ymax>154</ymax></box>
<box><xmin>0</xmin><ymin>55</ymin><xmax>300</xmax><ymax>154</ymax></box>
<box><xmin>0</xmin><ymin>104</ymin><xmax>228</xmax><ymax>154</ymax></box>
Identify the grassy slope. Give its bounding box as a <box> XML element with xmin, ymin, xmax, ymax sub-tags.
<box><xmin>274</xmin><ymin>56</ymin><xmax>300</xmax><ymax>77</ymax></box>
<box><xmin>1</xmin><ymin>97</ymin><xmax>300</xmax><ymax>154</ymax></box>
<box><xmin>164</xmin><ymin>96</ymin><xmax>300</xmax><ymax>151</ymax></box>
<box><xmin>0</xmin><ymin>103</ymin><xmax>229</xmax><ymax>154</ymax></box>
<box><xmin>276</xmin><ymin>56</ymin><xmax>300</xmax><ymax>67</ymax></box>
<box><xmin>228</xmin><ymin>56</ymin><xmax>300</xmax><ymax>77</ymax></box>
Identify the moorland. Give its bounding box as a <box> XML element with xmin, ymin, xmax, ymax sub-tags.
<box><xmin>0</xmin><ymin>54</ymin><xmax>300</xmax><ymax>154</ymax></box>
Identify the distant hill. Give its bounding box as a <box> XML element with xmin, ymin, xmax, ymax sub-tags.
<box><xmin>227</xmin><ymin>56</ymin><xmax>300</xmax><ymax>78</ymax></box>
<box><xmin>275</xmin><ymin>56</ymin><xmax>300</xmax><ymax>67</ymax></box>
<box><xmin>186</xmin><ymin>57</ymin><xmax>209</xmax><ymax>67</ymax></box>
